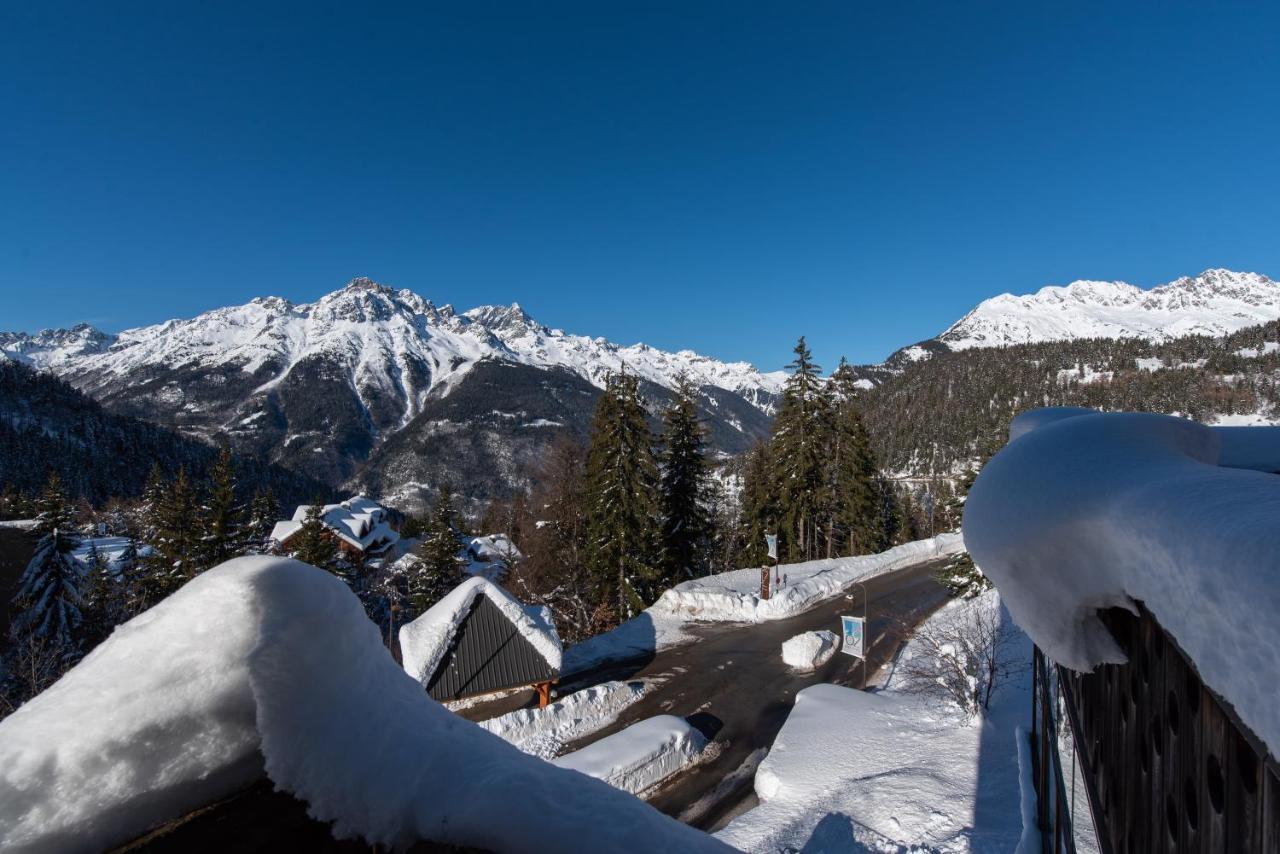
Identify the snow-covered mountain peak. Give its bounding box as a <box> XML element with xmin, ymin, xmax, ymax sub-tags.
<box><xmin>939</xmin><ymin>269</ymin><xmax>1280</xmax><ymax>350</ymax></box>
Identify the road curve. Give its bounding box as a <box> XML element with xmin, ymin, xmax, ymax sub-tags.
<box><xmin>555</xmin><ymin>557</ymin><xmax>954</xmax><ymax>831</ymax></box>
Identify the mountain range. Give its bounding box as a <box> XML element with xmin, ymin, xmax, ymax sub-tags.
<box><xmin>3</xmin><ymin>268</ymin><xmax>1276</xmax><ymax>507</ymax></box>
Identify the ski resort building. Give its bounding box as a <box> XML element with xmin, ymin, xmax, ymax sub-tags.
<box><xmin>269</xmin><ymin>496</ymin><xmax>400</xmax><ymax>557</ymax></box>
<box><xmin>399</xmin><ymin>576</ymin><xmax>562</xmax><ymax>705</ymax></box>
<box><xmin>965</xmin><ymin>408</ymin><xmax>1280</xmax><ymax>853</ymax></box>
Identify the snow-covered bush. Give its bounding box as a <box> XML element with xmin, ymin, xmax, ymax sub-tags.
<box><xmin>896</xmin><ymin>592</ymin><xmax>1022</xmax><ymax>718</ymax></box>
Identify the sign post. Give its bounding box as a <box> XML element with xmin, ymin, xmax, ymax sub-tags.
<box><xmin>761</xmin><ymin>533</ymin><xmax>777</xmax><ymax>600</ymax></box>
<box><xmin>840</xmin><ymin>581</ymin><xmax>870</xmax><ymax>685</ymax></box>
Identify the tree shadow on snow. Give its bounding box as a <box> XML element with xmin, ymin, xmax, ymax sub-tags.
<box><xmin>966</xmin><ymin>600</ymin><xmax>1033</xmax><ymax>851</ymax></box>
<box><xmin>556</xmin><ymin>612</ymin><xmax>658</xmax><ymax>690</ymax></box>
<box><xmin>797</xmin><ymin>811</ymin><xmax>859</xmax><ymax>853</ymax></box>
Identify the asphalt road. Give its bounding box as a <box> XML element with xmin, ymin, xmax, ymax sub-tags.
<box><xmin>555</xmin><ymin>557</ymin><xmax>954</xmax><ymax>832</ymax></box>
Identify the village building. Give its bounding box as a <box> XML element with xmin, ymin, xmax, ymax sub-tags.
<box><xmin>399</xmin><ymin>576</ymin><xmax>561</xmax><ymax>706</ymax></box>
<box><xmin>269</xmin><ymin>496</ymin><xmax>400</xmax><ymax>558</ymax></box>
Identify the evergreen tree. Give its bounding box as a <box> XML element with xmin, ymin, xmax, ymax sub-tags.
<box><xmin>31</xmin><ymin>472</ymin><xmax>76</xmax><ymax>537</ymax></box>
<box><xmin>408</xmin><ymin>487</ymin><xmax>464</xmax><ymax>612</ymax></box>
<box><xmin>828</xmin><ymin>359</ymin><xmax>884</xmax><ymax>555</ymax></box>
<box><xmin>290</xmin><ymin>499</ymin><xmax>339</xmax><ymax>573</ymax></box>
<box><xmin>244</xmin><ymin>487</ymin><xmax>281</xmax><ymax>552</ymax></box>
<box><xmin>733</xmin><ymin>441</ymin><xmax>776</xmax><ymax>568</ymax></box>
<box><xmin>199</xmin><ymin>447</ymin><xmax>242</xmax><ymax>569</ymax></box>
<box><xmin>146</xmin><ymin>466</ymin><xmax>201</xmax><ymax>589</ymax></box>
<box><xmin>770</xmin><ymin>338</ymin><xmax>833</xmax><ymax>561</ymax></box>
<box><xmin>658</xmin><ymin>375</ymin><xmax>714</xmax><ymax>582</ymax></box>
<box><xmin>80</xmin><ymin>540</ymin><xmax>125</xmax><ymax>648</ymax></box>
<box><xmin>933</xmin><ymin>550</ymin><xmax>992</xmax><ymax>599</ymax></box>
<box><xmin>584</xmin><ymin>371</ymin><xmax>662</xmax><ymax>619</ymax></box>
<box><xmin>11</xmin><ymin>528</ymin><xmax>83</xmax><ymax>654</ymax></box>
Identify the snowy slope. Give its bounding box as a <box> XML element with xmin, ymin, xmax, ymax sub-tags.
<box><xmin>4</xmin><ymin>278</ymin><xmax>785</xmax><ymax>418</ymax></box>
<box><xmin>940</xmin><ymin>269</ymin><xmax>1280</xmax><ymax>350</ymax></box>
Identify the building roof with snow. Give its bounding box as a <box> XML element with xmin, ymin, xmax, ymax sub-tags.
<box><xmin>270</xmin><ymin>495</ymin><xmax>399</xmax><ymax>554</ymax></box>
<box><xmin>399</xmin><ymin>576</ymin><xmax>561</xmax><ymax>701</ymax></box>
<box><xmin>964</xmin><ymin>406</ymin><xmax>1280</xmax><ymax>756</ymax></box>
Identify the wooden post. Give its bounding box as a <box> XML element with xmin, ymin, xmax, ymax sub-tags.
<box><xmin>760</xmin><ymin>565</ymin><xmax>771</xmax><ymax>600</ymax></box>
<box><xmin>535</xmin><ymin>681</ymin><xmax>553</xmax><ymax>709</ymax></box>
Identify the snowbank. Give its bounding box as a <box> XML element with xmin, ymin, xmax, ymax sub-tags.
<box><xmin>655</xmin><ymin>534</ymin><xmax>964</xmax><ymax>623</ymax></box>
<box><xmin>561</xmin><ymin>606</ymin><xmax>693</xmax><ymax>675</ymax></box>
<box><xmin>720</xmin><ymin>592</ymin><xmax>1030</xmax><ymax>851</ymax></box>
<box><xmin>0</xmin><ymin>557</ymin><xmax>730</xmax><ymax>853</ymax></box>
<box><xmin>399</xmin><ymin>575</ymin><xmax>562</xmax><ymax>687</ymax></box>
<box><xmin>480</xmin><ymin>680</ymin><xmax>647</xmax><ymax>759</ymax></box>
<box><xmin>562</xmin><ymin>535</ymin><xmax>961</xmax><ymax>675</ymax></box>
<box><xmin>780</xmin><ymin>630</ymin><xmax>838</xmax><ymax>671</ymax></box>
<box><xmin>552</xmin><ymin>715</ymin><xmax>707</xmax><ymax>796</ymax></box>
<box><xmin>965</xmin><ymin>406</ymin><xmax>1280</xmax><ymax>755</ymax></box>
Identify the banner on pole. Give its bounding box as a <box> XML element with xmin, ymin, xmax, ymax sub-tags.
<box><xmin>765</xmin><ymin>533</ymin><xmax>777</xmax><ymax>560</ymax></box>
<box><xmin>840</xmin><ymin>615</ymin><xmax>865</xmax><ymax>658</ymax></box>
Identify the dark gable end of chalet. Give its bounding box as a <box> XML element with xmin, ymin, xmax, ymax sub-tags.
<box><xmin>426</xmin><ymin>594</ymin><xmax>558</xmax><ymax>701</ymax></box>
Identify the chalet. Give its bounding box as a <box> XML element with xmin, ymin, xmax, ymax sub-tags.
<box><xmin>270</xmin><ymin>496</ymin><xmax>400</xmax><ymax>557</ymax></box>
<box><xmin>399</xmin><ymin>576</ymin><xmax>561</xmax><ymax>706</ymax></box>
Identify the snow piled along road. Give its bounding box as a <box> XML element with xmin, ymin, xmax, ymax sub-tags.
<box><xmin>717</xmin><ymin>591</ymin><xmax>1031</xmax><ymax>852</ymax></box>
<box><xmin>564</xmin><ymin>534</ymin><xmax>963</xmax><ymax>674</ymax></box>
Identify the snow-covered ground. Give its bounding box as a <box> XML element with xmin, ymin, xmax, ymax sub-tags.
<box><xmin>479</xmin><ymin>680</ymin><xmax>648</xmax><ymax>759</ymax></box>
<box><xmin>966</xmin><ymin>406</ymin><xmax>1280</xmax><ymax>756</ymax></box>
<box><xmin>0</xmin><ymin>557</ymin><xmax>730</xmax><ymax>853</ymax></box>
<box><xmin>656</xmin><ymin>534</ymin><xmax>963</xmax><ymax>624</ymax></box>
<box><xmin>552</xmin><ymin>715</ymin><xmax>708</xmax><ymax>797</ymax></box>
<box><xmin>563</xmin><ymin>535</ymin><xmax>963</xmax><ymax>675</ymax></box>
<box><xmin>780</xmin><ymin>630</ymin><xmax>838</xmax><ymax>671</ymax></box>
<box><xmin>718</xmin><ymin>591</ymin><xmax>1031</xmax><ymax>852</ymax></box>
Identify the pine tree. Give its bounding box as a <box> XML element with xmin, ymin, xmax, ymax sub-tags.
<box><xmin>933</xmin><ymin>550</ymin><xmax>992</xmax><ymax>599</ymax></box>
<box><xmin>80</xmin><ymin>540</ymin><xmax>124</xmax><ymax>648</ymax></box>
<box><xmin>408</xmin><ymin>487</ymin><xmax>464</xmax><ymax>612</ymax></box>
<box><xmin>31</xmin><ymin>472</ymin><xmax>76</xmax><ymax>537</ymax></box>
<box><xmin>734</xmin><ymin>441</ymin><xmax>777</xmax><ymax>567</ymax></box>
<box><xmin>244</xmin><ymin>487</ymin><xmax>280</xmax><ymax>552</ymax></box>
<box><xmin>658</xmin><ymin>375</ymin><xmax>714</xmax><ymax>582</ymax></box>
<box><xmin>584</xmin><ymin>371</ymin><xmax>662</xmax><ymax>619</ymax></box>
<box><xmin>141</xmin><ymin>467</ymin><xmax>201</xmax><ymax>602</ymax></box>
<box><xmin>11</xmin><ymin>529</ymin><xmax>83</xmax><ymax>654</ymax></box>
<box><xmin>199</xmin><ymin>447</ymin><xmax>242</xmax><ymax>569</ymax></box>
<box><xmin>828</xmin><ymin>359</ymin><xmax>884</xmax><ymax>556</ymax></box>
<box><xmin>770</xmin><ymin>338</ymin><xmax>834</xmax><ymax>561</ymax></box>
<box><xmin>291</xmin><ymin>499</ymin><xmax>339</xmax><ymax>573</ymax></box>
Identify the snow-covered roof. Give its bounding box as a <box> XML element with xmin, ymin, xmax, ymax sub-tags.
<box><xmin>0</xmin><ymin>557</ymin><xmax>728</xmax><ymax>853</ymax></box>
<box><xmin>466</xmin><ymin>533</ymin><xmax>523</xmax><ymax>563</ymax></box>
<box><xmin>399</xmin><ymin>577</ymin><xmax>562</xmax><ymax>688</ymax></box>
<box><xmin>271</xmin><ymin>495</ymin><xmax>399</xmax><ymax>553</ymax></box>
<box><xmin>964</xmin><ymin>406</ymin><xmax>1280</xmax><ymax>755</ymax></box>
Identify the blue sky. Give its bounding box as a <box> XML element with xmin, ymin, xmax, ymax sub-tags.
<box><xmin>3</xmin><ymin>3</ymin><xmax>1279</xmax><ymax>369</ymax></box>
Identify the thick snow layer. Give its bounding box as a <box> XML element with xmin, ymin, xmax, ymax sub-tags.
<box><xmin>552</xmin><ymin>715</ymin><xmax>707</xmax><ymax>796</ymax></box>
<box><xmin>719</xmin><ymin>593</ymin><xmax>1030</xmax><ymax>852</ymax></box>
<box><xmin>480</xmin><ymin>680</ymin><xmax>647</xmax><ymax>759</ymax></box>
<box><xmin>272</xmin><ymin>495</ymin><xmax>398</xmax><ymax>553</ymax></box>
<box><xmin>965</xmin><ymin>406</ymin><xmax>1280</xmax><ymax>755</ymax></box>
<box><xmin>780</xmin><ymin>630</ymin><xmax>838</xmax><ymax>671</ymax></box>
<box><xmin>0</xmin><ymin>557</ymin><xmax>729</xmax><ymax>853</ymax></box>
<box><xmin>655</xmin><ymin>534</ymin><xmax>963</xmax><ymax>623</ymax></box>
<box><xmin>562</xmin><ymin>535</ymin><xmax>960</xmax><ymax>676</ymax></box>
<box><xmin>561</xmin><ymin>607</ymin><xmax>694</xmax><ymax>675</ymax></box>
<box><xmin>399</xmin><ymin>576</ymin><xmax>562</xmax><ymax>688</ymax></box>
<box><xmin>940</xmin><ymin>269</ymin><xmax>1280</xmax><ymax>350</ymax></box>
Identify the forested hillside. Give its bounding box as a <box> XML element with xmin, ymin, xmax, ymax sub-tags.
<box><xmin>0</xmin><ymin>361</ymin><xmax>325</xmax><ymax>506</ymax></box>
<box><xmin>862</xmin><ymin>320</ymin><xmax>1280</xmax><ymax>476</ymax></box>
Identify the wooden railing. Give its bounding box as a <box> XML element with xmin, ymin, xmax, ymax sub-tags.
<box><xmin>1032</xmin><ymin>604</ymin><xmax>1280</xmax><ymax>853</ymax></box>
